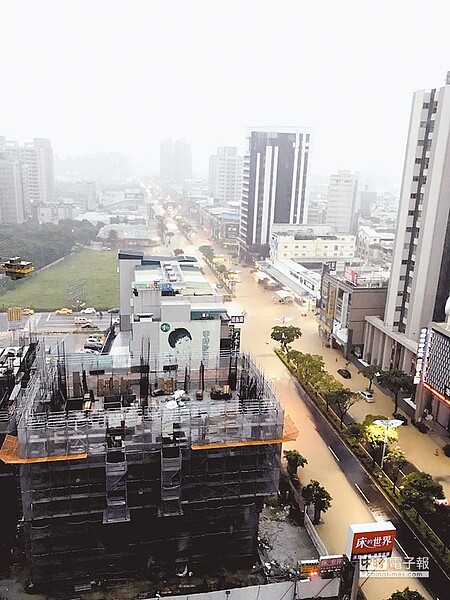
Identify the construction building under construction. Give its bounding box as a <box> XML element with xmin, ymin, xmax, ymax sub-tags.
<box><xmin>0</xmin><ymin>338</ymin><xmax>296</xmax><ymax>593</ymax></box>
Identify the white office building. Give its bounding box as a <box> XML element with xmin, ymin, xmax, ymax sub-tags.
<box><xmin>326</xmin><ymin>170</ymin><xmax>359</xmax><ymax>234</ymax></box>
<box><xmin>363</xmin><ymin>75</ymin><xmax>450</xmax><ymax>377</ymax></box>
<box><xmin>209</xmin><ymin>146</ymin><xmax>243</xmax><ymax>205</ymax></box>
<box><xmin>0</xmin><ymin>156</ymin><xmax>26</xmax><ymax>225</ymax></box>
<box><xmin>0</xmin><ymin>137</ymin><xmax>54</xmax><ymax>212</ymax></box>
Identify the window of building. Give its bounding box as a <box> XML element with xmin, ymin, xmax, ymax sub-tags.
<box><xmin>410</xmin><ymin>193</ymin><xmax>417</xmax><ymax>199</ymax></box>
<box><xmin>415</xmin><ymin>158</ymin><xmax>422</xmax><ymax>164</ymax></box>
<box><xmin>423</xmin><ymin>102</ymin><xmax>429</xmax><ymax>109</ymax></box>
<box><xmin>334</xmin><ymin>245</ymin><xmax>339</xmax><ymax>250</ymax></box>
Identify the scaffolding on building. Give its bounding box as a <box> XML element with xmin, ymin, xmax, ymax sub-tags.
<box><xmin>0</xmin><ymin>341</ymin><xmax>297</xmax><ymax>590</ymax></box>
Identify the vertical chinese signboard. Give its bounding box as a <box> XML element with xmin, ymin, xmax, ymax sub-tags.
<box><xmin>327</xmin><ymin>285</ymin><xmax>336</xmax><ymax>320</ymax></box>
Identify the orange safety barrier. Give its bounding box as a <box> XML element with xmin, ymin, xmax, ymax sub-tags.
<box><xmin>0</xmin><ymin>435</ymin><xmax>87</xmax><ymax>464</ymax></box>
<box><xmin>191</xmin><ymin>414</ymin><xmax>298</xmax><ymax>451</ymax></box>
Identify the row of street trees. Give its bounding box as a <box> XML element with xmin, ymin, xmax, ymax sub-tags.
<box><xmin>271</xmin><ymin>325</ymin><xmax>448</xmax><ymax>546</ymax></box>
<box><xmin>273</xmin><ymin>331</ymin><xmax>359</xmax><ymax>428</ymax></box>
<box><xmin>270</xmin><ymin>325</ymin><xmax>413</xmax><ymax>415</ymax></box>
<box><xmin>198</xmin><ymin>245</ymin><xmax>237</xmax><ymax>292</ymax></box>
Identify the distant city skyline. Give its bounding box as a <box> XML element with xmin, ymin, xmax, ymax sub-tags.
<box><xmin>2</xmin><ymin>1</ymin><xmax>450</xmax><ymax>188</ymax></box>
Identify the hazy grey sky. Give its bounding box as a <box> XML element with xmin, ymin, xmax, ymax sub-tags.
<box><xmin>2</xmin><ymin>0</ymin><xmax>450</xmax><ymax>184</ymax></box>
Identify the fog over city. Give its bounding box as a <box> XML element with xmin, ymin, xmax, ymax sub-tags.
<box><xmin>2</xmin><ymin>3</ymin><xmax>450</xmax><ymax>600</ymax></box>
<box><xmin>2</xmin><ymin>0</ymin><xmax>450</xmax><ymax>185</ymax></box>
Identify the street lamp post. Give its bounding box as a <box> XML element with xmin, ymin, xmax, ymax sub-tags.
<box><xmin>275</xmin><ymin>316</ymin><xmax>293</xmax><ymax>325</ymax></box>
<box><xmin>373</xmin><ymin>419</ymin><xmax>403</xmax><ymax>470</ymax></box>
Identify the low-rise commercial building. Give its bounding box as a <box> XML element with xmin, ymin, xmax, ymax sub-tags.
<box><xmin>317</xmin><ymin>266</ymin><xmax>388</xmax><ymax>358</ymax></box>
<box><xmin>197</xmin><ymin>204</ymin><xmax>240</xmax><ymax>249</ymax></box>
<box><xmin>270</xmin><ymin>227</ymin><xmax>355</xmax><ymax>265</ymax></box>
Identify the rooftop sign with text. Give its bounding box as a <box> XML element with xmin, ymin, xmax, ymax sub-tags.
<box><xmin>346</xmin><ymin>521</ymin><xmax>396</xmax><ymax>561</ymax></box>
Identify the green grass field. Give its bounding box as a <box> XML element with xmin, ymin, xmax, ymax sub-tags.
<box><xmin>0</xmin><ymin>249</ymin><xmax>119</xmax><ymax>311</ymax></box>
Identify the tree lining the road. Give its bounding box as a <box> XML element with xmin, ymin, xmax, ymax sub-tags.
<box><xmin>399</xmin><ymin>471</ymin><xmax>445</xmax><ymax>519</ymax></box>
<box><xmin>271</xmin><ymin>325</ymin><xmax>302</xmax><ymax>353</ymax></box>
<box><xmin>359</xmin><ymin>364</ymin><xmax>379</xmax><ymax>391</ymax></box>
<box><xmin>377</xmin><ymin>369</ymin><xmax>413</xmax><ymax>413</ymax></box>
<box><xmin>325</xmin><ymin>388</ymin><xmax>358</xmax><ymax>428</ymax></box>
<box><xmin>384</xmin><ymin>446</ymin><xmax>407</xmax><ymax>492</ymax></box>
<box><xmin>283</xmin><ymin>449</ymin><xmax>308</xmax><ymax>478</ymax></box>
<box><xmin>387</xmin><ymin>588</ymin><xmax>426</xmax><ymax>600</ymax></box>
<box><xmin>301</xmin><ymin>480</ymin><xmax>333</xmax><ymax>524</ymax></box>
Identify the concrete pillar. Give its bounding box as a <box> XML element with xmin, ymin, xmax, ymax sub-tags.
<box><xmin>381</xmin><ymin>335</ymin><xmax>392</xmax><ymax>370</ymax></box>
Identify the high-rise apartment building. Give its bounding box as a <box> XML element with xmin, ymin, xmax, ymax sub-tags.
<box><xmin>0</xmin><ymin>137</ymin><xmax>54</xmax><ymax>215</ymax></box>
<box><xmin>364</xmin><ymin>75</ymin><xmax>450</xmax><ymax>374</ymax></box>
<box><xmin>160</xmin><ymin>139</ymin><xmax>192</xmax><ymax>183</ymax></box>
<box><xmin>325</xmin><ymin>170</ymin><xmax>359</xmax><ymax>234</ymax></box>
<box><xmin>0</xmin><ymin>155</ymin><xmax>26</xmax><ymax>224</ymax></box>
<box><xmin>239</xmin><ymin>127</ymin><xmax>311</xmax><ymax>262</ymax></box>
<box><xmin>22</xmin><ymin>138</ymin><xmax>55</xmax><ymax>206</ymax></box>
<box><xmin>208</xmin><ymin>146</ymin><xmax>243</xmax><ymax>204</ymax></box>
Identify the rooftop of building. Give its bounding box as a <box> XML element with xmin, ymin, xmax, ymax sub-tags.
<box><xmin>0</xmin><ymin>343</ymin><xmax>296</xmax><ymax>463</ymax></box>
<box><xmin>247</xmin><ymin>126</ymin><xmax>312</xmax><ymax>135</ymax></box>
<box><xmin>328</xmin><ymin>265</ymin><xmax>390</xmax><ymax>288</ymax></box>
<box><xmin>130</xmin><ymin>256</ymin><xmax>219</xmax><ymax>298</ymax></box>
<box><xmin>358</xmin><ymin>225</ymin><xmax>396</xmax><ymax>239</ymax></box>
<box><xmin>429</xmin><ymin>321</ymin><xmax>450</xmax><ymax>337</ymax></box>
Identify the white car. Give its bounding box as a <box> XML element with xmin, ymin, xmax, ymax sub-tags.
<box><xmin>81</xmin><ymin>307</ymin><xmax>96</xmax><ymax>315</ymax></box>
<box><xmin>74</xmin><ymin>317</ymin><xmax>91</xmax><ymax>325</ymax></box>
<box><xmin>359</xmin><ymin>390</ymin><xmax>375</xmax><ymax>403</ymax></box>
<box><xmin>78</xmin><ymin>348</ymin><xmax>99</xmax><ymax>355</ymax></box>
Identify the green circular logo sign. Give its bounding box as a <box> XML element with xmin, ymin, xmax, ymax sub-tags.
<box><xmin>160</xmin><ymin>323</ymin><xmax>170</xmax><ymax>332</ymax></box>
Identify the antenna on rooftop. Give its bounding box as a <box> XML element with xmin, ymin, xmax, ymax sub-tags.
<box><xmin>446</xmin><ymin>71</ymin><xmax>450</xmax><ymax>85</ymax></box>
